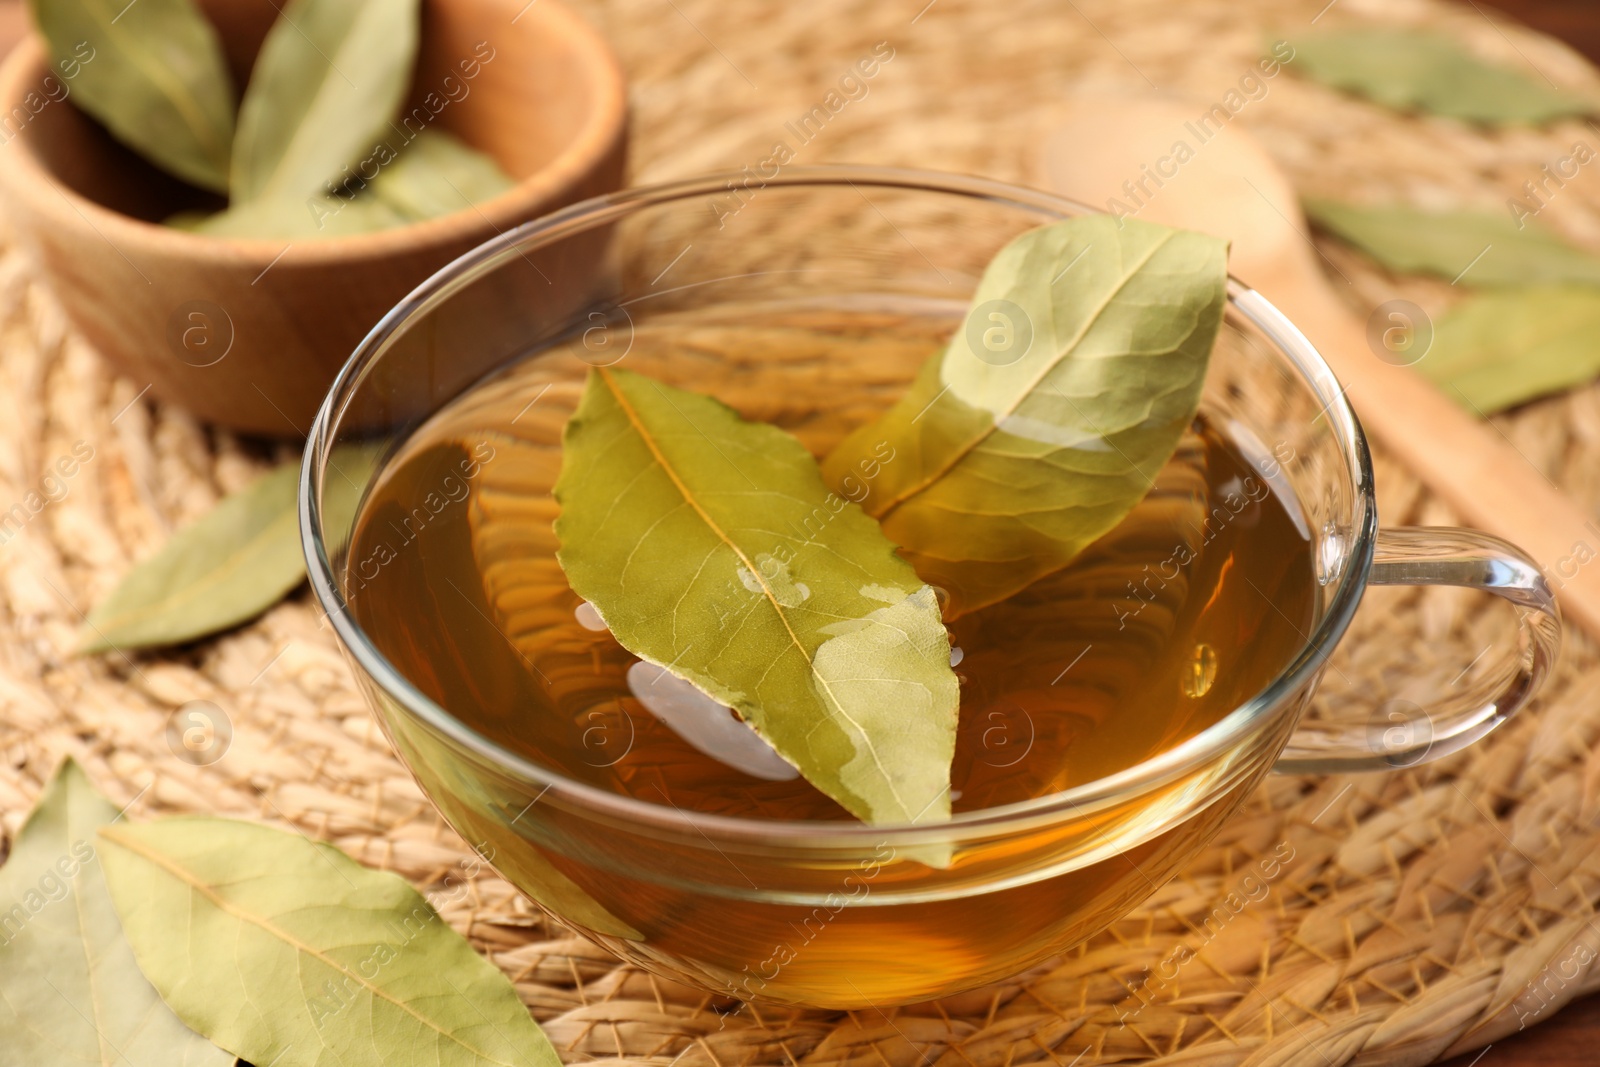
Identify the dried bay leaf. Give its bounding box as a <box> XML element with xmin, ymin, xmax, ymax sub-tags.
<box><xmin>553</xmin><ymin>367</ymin><xmax>959</xmax><ymax>826</ymax></box>
<box><xmin>162</xmin><ymin>208</ymin><xmax>214</xmax><ymax>231</ymax></box>
<box><xmin>178</xmin><ymin>130</ymin><xmax>515</xmax><ymax>238</ymax></box>
<box><xmin>1287</xmin><ymin>27</ymin><xmax>1595</xmax><ymax>124</ymax></box>
<box><xmin>370</xmin><ymin>129</ymin><xmax>516</xmax><ymax>221</ymax></box>
<box><xmin>1419</xmin><ymin>286</ymin><xmax>1600</xmax><ymax>413</ymax></box>
<box><xmin>79</xmin><ymin>459</ymin><xmax>305</xmax><ymax>652</ymax></box>
<box><xmin>80</xmin><ymin>444</ymin><xmax>377</xmax><ymax>653</ymax></box>
<box><xmin>231</xmin><ymin>0</ymin><xmax>420</xmax><ymax>204</ymax></box>
<box><xmin>29</xmin><ymin>0</ymin><xmax>235</xmax><ymax>191</ymax></box>
<box><xmin>98</xmin><ymin>816</ymin><xmax>561</xmax><ymax>1067</ymax></box>
<box><xmin>1306</xmin><ymin>199</ymin><xmax>1600</xmax><ymax>287</ymax></box>
<box><xmin>822</xmin><ymin>216</ymin><xmax>1228</xmax><ymax>618</ymax></box>
<box><xmin>180</xmin><ymin>188</ymin><xmax>409</xmax><ymax>239</ymax></box>
<box><xmin>0</xmin><ymin>760</ymin><xmax>231</xmax><ymax>1067</ymax></box>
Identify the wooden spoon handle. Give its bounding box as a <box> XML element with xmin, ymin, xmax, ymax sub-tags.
<box><xmin>1286</xmin><ymin>287</ymin><xmax>1598</xmax><ymax>638</ymax></box>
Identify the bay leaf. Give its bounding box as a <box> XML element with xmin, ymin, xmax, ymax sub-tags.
<box><xmin>29</xmin><ymin>0</ymin><xmax>235</xmax><ymax>191</ymax></box>
<box><xmin>1418</xmin><ymin>285</ymin><xmax>1600</xmax><ymax>413</ymax></box>
<box><xmin>369</xmin><ymin>129</ymin><xmax>516</xmax><ymax>222</ymax></box>
<box><xmin>170</xmin><ymin>129</ymin><xmax>505</xmax><ymax>238</ymax></box>
<box><xmin>230</xmin><ymin>0</ymin><xmax>420</xmax><ymax>204</ymax></box>
<box><xmin>553</xmin><ymin>367</ymin><xmax>959</xmax><ymax>826</ymax></box>
<box><xmin>180</xmin><ymin>188</ymin><xmax>409</xmax><ymax>239</ymax></box>
<box><xmin>170</xmin><ymin>131</ymin><xmax>512</xmax><ymax>237</ymax></box>
<box><xmin>1287</xmin><ymin>27</ymin><xmax>1594</xmax><ymax>124</ymax></box>
<box><xmin>0</xmin><ymin>759</ymin><xmax>231</xmax><ymax>1067</ymax></box>
<box><xmin>79</xmin><ymin>443</ymin><xmax>378</xmax><ymax>653</ymax></box>
<box><xmin>98</xmin><ymin>816</ymin><xmax>561</xmax><ymax>1067</ymax></box>
<box><xmin>822</xmin><ymin>216</ymin><xmax>1228</xmax><ymax>619</ymax></box>
<box><xmin>1306</xmin><ymin>199</ymin><xmax>1600</xmax><ymax>287</ymax></box>
<box><xmin>162</xmin><ymin>208</ymin><xmax>214</xmax><ymax>231</ymax></box>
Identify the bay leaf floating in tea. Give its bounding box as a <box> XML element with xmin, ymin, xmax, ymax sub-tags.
<box><xmin>230</xmin><ymin>0</ymin><xmax>420</xmax><ymax>204</ymax></box>
<box><xmin>822</xmin><ymin>215</ymin><xmax>1229</xmax><ymax>619</ymax></box>
<box><xmin>1285</xmin><ymin>26</ymin><xmax>1596</xmax><ymax>124</ymax></box>
<box><xmin>552</xmin><ymin>367</ymin><xmax>960</xmax><ymax>827</ymax></box>
<box><xmin>0</xmin><ymin>760</ymin><xmax>233</xmax><ymax>1066</ymax></box>
<box><xmin>1306</xmin><ymin>199</ymin><xmax>1600</xmax><ymax>287</ymax></box>
<box><xmin>1422</xmin><ymin>285</ymin><xmax>1600</xmax><ymax>414</ymax></box>
<box><xmin>98</xmin><ymin>817</ymin><xmax>562</xmax><ymax>1067</ymax></box>
<box><xmin>28</xmin><ymin>0</ymin><xmax>236</xmax><ymax>192</ymax></box>
<box><xmin>79</xmin><ymin>443</ymin><xmax>378</xmax><ymax>654</ymax></box>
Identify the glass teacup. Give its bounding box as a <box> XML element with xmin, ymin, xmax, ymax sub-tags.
<box><xmin>300</xmin><ymin>168</ymin><xmax>1560</xmax><ymax>1009</ymax></box>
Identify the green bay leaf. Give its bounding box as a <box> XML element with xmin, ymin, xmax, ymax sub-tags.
<box><xmin>369</xmin><ymin>129</ymin><xmax>516</xmax><ymax>222</ymax></box>
<box><xmin>29</xmin><ymin>0</ymin><xmax>235</xmax><ymax>191</ymax></box>
<box><xmin>0</xmin><ymin>760</ymin><xmax>232</xmax><ymax>1067</ymax></box>
<box><xmin>178</xmin><ymin>188</ymin><xmax>409</xmax><ymax>238</ymax></box>
<box><xmin>1287</xmin><ymin>27</ymin><xmax>1594</xmax><ymax>124</ymax></box>
<box><xmin>553</xmin><ymin>367</ymin><xmax>959</xmax><ymax>826</ymax></box>
<box><xmin>162</xmin><ymin>208</ymin><xmax>214</xmax><ymax>231</ymax></box>
<box><xmin>1419</xmin><ymin>285</ymin><xmax>1600</xmax><ymax>413</ymax></box>
<box><xmin>98</xmin><ymin>816</ymin><xmax>560</xmax><ymax>1067</ymax></box>
<box><xmin>822</xmin><ymin>216</ymin><xmax>1227</xmax><ymax>618</ymax></box>
<box><xmin>1306</xmin><ymin>199</ymin><xmax>1600</xmax><ymax>287</ymax></box>
<box><xmin>173</xmin><ymin>131</ymin><xmax>512</xmax><ymax>238</ymax></box>
<box><xmin>231</xmin><ymin>0</ymin><xmax>420</xmax><ymax>204</ymax></box>
<box><xmin>80</xmin><ymin>444</ymin><xmax>377</xmax><ymax>653</ymax></box>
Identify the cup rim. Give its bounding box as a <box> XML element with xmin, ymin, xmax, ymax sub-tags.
<box><xmin>300</xmin><ymin>165</ymin><xmax>1376</xmax><ymax>846</ymax></box>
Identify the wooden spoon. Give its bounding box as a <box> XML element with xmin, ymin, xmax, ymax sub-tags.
<box><xmin>1040</xmin><ymin>96</ymin><xmax>1600</xmax><ymax>637</ymax></box>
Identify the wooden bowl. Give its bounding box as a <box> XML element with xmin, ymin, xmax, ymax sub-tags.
<box><xmin>0</xmin><ymin>0</ymin><xmax>627</xmax><ymax>436</ymax></box>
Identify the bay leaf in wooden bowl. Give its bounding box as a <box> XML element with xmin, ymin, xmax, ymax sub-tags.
<box><xmin>0</xmin><ymin>0</ymin><xmax>627</xmax><ymax>436</ymax></box>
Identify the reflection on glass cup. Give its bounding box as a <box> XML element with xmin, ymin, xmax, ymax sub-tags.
<box><xmin>301</xmin><ymin>169</ymin><xmax>1559</xmax><ymax>1009</ymax></box>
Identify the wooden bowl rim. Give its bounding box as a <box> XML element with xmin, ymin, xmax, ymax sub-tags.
<box><xmin>0</xmin><ymin>0</ymin><xmax>628</xmax><ymax>266</ymax></box>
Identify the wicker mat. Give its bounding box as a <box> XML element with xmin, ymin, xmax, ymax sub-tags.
<box><xmin>6</xmin><ymin>0</ymin><xmax>1600</xmax><ymax>1063</ymax></box>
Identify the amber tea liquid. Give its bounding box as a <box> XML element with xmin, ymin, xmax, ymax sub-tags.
<box><xmin>347</xmin><ymin>298</ymin><xmax>1317</xmax><ymax>1005</ymax></box>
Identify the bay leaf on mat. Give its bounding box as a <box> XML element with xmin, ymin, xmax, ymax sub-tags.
<box><xmin>553</xmin><ymin>367</ymin><xmax>959</xmax><ymax>827</ymax></box>
<box><xmin>0</xmin><ymin>759</ymin><xmax>232</xmax><ymax>1067</ymax></box>
<box><xmin>370</xmin><ymin>129</ymin><xmax>516</xmax><ymax>221</ymax></box>
<box><xmin>822</xmin><ymin>216</ymin><xmax>1228</xmax><ymax>619</ymax></box>
<box><xmin>79</xmin><ymin>444</ymin><xmax>379</xmax><ymax>653</ymax></box>
<box><xmin>98</xmin><ymin>816</ymin><xmax>561</xmax><ymax>1067</ymax></box>
<box><xmin>29</xmin><ymin>0</ymin><xmax>235</xmax><ymax>191</ymax></box>
<box><xmin>230</xmin><ymin>0</ymin><xmax>420</xmax><ymax>204</ymax></box>
<box><xmin>1306</xmin><ymin>199</ymin><xmax>1600</xmax><ymax>287</ymax></box>
<box><xmin>1418</xmin><ymin>285</ymin><xmax>1600</xmax><ymax>413</ymax></box>
<box><xmin>1287</xmin><ymin>26</ymin><xmax>1594</xmax><ymax>124</ymax></box>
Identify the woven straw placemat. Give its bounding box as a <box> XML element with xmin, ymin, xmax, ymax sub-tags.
<box><xmin>6</xmin><ymin>0</ymin><xmax>1600</xmax><ymax>1063</ymax></box>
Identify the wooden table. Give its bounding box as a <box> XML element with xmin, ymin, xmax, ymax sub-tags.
<box><xmin>1484</xmin><ymin>0</ymin><xmax>1600</xmax><ymax>63</ymax></box>
<box><xmin>1437</xmin><ymin>992</ymin><xmax>1600</xmax><ymax>1066</ymax></box>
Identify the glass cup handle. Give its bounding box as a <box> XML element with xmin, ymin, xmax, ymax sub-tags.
<box><xmin>1274</xmin><ymin>526</ymin><xmax>1562</xmax><ymax>773</ymax></box>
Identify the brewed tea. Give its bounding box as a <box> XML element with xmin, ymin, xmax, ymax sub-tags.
<box><xmin>348</xmin><ymin>299</ymin><xmax>1315</xmax><ymax>822</ymax></box>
